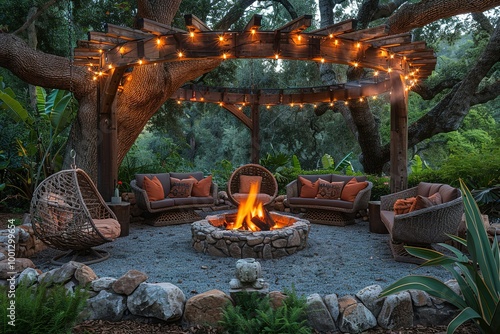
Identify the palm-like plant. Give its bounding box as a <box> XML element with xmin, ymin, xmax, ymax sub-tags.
<box><xmin>379</xmin><ymin>179</ymin><xmax>500</xmax><ymax>334</ymax></box>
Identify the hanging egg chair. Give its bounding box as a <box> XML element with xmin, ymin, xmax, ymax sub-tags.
<box><xmin>30</xmin><ymin>167</ymin><xmax>121</xmax><ymax>265</ymax></box>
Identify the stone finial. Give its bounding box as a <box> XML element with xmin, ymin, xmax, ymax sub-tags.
<box><xmin>229</xmin><ymin>258</ymin><xmax>268</xmax><ymax>291</ymax></box>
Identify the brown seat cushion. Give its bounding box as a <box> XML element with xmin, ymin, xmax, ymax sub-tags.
<box><xmin>190</xmin><ymin>175</ymin><xmax>212</xmax><ymax>197</ymax></box>
<box><xmin>143</xmin><ymin>176</ymin><xmax>165</xmax><ymax>201</ymax></box>
<box><xmin>315</xmin><ymin>179</ymin><xmax>344</xmax><ymax>199</ymax></box>
<box><xmin>233</xmin><ymin>193</ymin><xmax>272</xmax><ymax>204</ymax></box>
<box><xmin>299</xmin><ymin>176</ymin><xmax>320</xmax><ymax>198</ymax></box>
<box><xmin>393</xmin><ymin>197</ymin><xmax>416</xmax><ymax>214</ymax></box>
<box><xmin>93</xmin><ymin>218</ymin><xmax>121</xmax><ymax>239</ymax></box>
<box><xmin>168</xmin><ymin>177</ymin><xmax>196</xmax><ymax>198</ymax></box>
<box><xmin>340</xmin><ymin>178</ymin><xmax>368</xmax><ymax>202</ymax></box>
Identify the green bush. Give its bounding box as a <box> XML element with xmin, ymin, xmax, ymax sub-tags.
<box><xmin>220</xmin><ymin>289</ymin><xmax>311</xmax><ymax>334</ymax></box>
<box><xmin>0</xmin><ymin>281</ymin><xmax>89</xmax><ymax>334</ymax></box>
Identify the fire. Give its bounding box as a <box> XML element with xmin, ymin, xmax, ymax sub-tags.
<box><xmin>229</xmin><ymin>182</ymin><xmax>276</xmax><ymax>231</ymax></box>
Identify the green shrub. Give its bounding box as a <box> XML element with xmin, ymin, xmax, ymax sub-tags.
<box><xmin>379</xmin><ymin>179</ymin><xmax>500</xmax><ymax>334</ymax></box>
<box><xmin>0</xmin><ymin>281</ymin><xmax>89</xmax><ymax>334</ymax></box>
<box><xmin>220</xmin><ymin>289</ymin><xmax>311</xmax><ymax>334</ymax></box>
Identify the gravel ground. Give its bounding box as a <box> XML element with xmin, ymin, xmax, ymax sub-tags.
<box><xmin>31</xmin><ymin>211</ymin><xmax>455</xmax><ymax>299</ymax></box>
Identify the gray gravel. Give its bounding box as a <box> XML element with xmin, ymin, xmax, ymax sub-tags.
<box><xmin>31</xmin><ymin>213</ymin><xmax>454</xmax><ymax>298</ymax></box>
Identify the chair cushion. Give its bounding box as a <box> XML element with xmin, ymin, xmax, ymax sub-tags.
<box><xmin>288</xmin><ymin>197</ymin><xmax>354</xmax><ymax>209</ymax></box>
<box><xmin>315</xmin><ymin>179</ymin><xmax>344</xmax><ymax>199</ymax></box>
<box><xmin>150</xmin><ymin>198</ymin><xmax>175</xmax><ymax>209</ymax></box>
<box><xmin>340</xmin><ymin>178</ymin><xmax>368</xmax><ymax>202</ymax></box>
<box><xmin>417</xmin><ymin>182</ymin><xmax>443</xmax><ymax>197</ymax></box>
<box><xmin>380</xmin><ymin>210</ymin><xmax>395</xmax><ymax>231</ymax></box>
<box><xmin>143</xmin><ymin>176</ymin><xmax>165</xmax><ymax>201</ymax></box>
<box><xmin>299</xmin><ymin>176</ymin><xmax>320</xmax><ymax>198</ymax></box>
<box><xmin>233</xmin><ymin>193</ymin><xmax>272</xmax><ymax>204</ymax></box>
<box><xmin>93</xmin><ymin>218</ymin><xmax>121</xmax><ymax>239</ymax></box>
<box><xmin>190</xmin><ymin>175</ymin><xmax>212</xmax><ymax>197</ymax></box>
<box><xmin>393</xmin><ymin>197</ymin><xmax>416</xmax><ymax>214</ymax></box>
<box><xmin>173</xmin><ymin>197</ymin><xmax>214</xmax><ymax>206</ymax></box>
<box><xmin>438</xmin><ymin>184</ymin><xmax>459</xmax><ymax>203</ymax></box>
<box><xmin>239</xmin><ymin>175</ymin><xmax>262</xmax><ymax>193</ymax></box>
<box><xmin>168</xmin><ymin>177</ymin><xmax>196</xmax><ymax>198</ymax></box>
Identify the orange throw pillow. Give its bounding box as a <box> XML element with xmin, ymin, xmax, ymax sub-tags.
<box><xmin>394</xmin><ymin>197</ymin><xmax>416</xmax><ymax>214</ymax></box>
<box><xmin>340</xmin><ymin>178</ymin><xmax>368</xmax><ymax>202</ymax></box>
<box><xmin>239</xmin><ymin>175</ymin><xmax>262</xmax><ymax>193</ymax></box>
<box><xmin>299</xmin><ymin>176</ymin><xmax>319</xmax><ymax>198</ymax></box>
<box><xmin>190</xmin><ymin>175</ymin><xmax>212</xmax><ymax>197</ymax></box>
<box><xmin>168</xmin><ymin>177</ymin><xmax>196</xmax><ymax>198</ymax></box>
<box><xmin>316</xmin><ymin>179</ymin><xmax>344</xmax><ymax>199</ymax></box>
<box><xmin>143</xmin><ymin>176</ymin><xmax>164</xmax><ymax>201</ymax></box>
<box><xmin>409</xmin><ymin>193</ymin><xmax>442</xmax><ymax>212</ymax></box>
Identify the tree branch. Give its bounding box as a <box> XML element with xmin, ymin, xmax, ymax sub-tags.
<box><xmin>471</xmin><ymin>80</ymin><xmax>500</xmax><ymax>104</ymax></box>
<box><xmin>14</xmin><ymin>0</ymin><xmax>60</xmax><ymax>35</ymax></box>
<box><xmin>472</xmin><ymin>12</ymin><xmax>494</xmax><ymax>33</ymax></box>
<box><xmin>412</xmin><ymin>78</ymin><xmax>462</xmax><ymax>100</ymax></box>
<box><xmin>386</xmin><ymin>0</ymin><xmax>500</xmax><ymax>34</ymax></box>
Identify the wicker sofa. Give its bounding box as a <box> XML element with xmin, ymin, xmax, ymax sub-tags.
<box><xmin>380</xmin><ymin>182</ymin><xmax>463</xmax><ymax>263</ymax></box>
<box><xmin>286</xmin><ymin>174</ymin><xmax>372</xmax><ymax>226</ymax></box>
<box><xmin>130</xmin><ymin>172</ymin><xmax>217</xmax><ymax>226</ymax></box>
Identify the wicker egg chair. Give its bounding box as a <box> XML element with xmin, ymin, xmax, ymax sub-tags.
<box><xmin>227</xmin><ymin>164</ymin><xmax>278</xmax><ymax>207</ymax></box>
<box><xmin>30</xmin><ymin>168</ymin><xmax>120</xmax><ymax>265</ymax></box>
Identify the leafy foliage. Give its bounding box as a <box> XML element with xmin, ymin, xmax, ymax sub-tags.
<box><xmin>379</xmin><ymin>180</ymin><xmax>500</xmax><ymax>334</ymax></box>
<box><xmin>0</xmin><ymin>281</ymin><xmax>89</xmax><ymax>334</ymax></box>
<box><xmin>220</xmin><ymin>289</ymin><xmax>311</xmax><ymax>334</ymax></box>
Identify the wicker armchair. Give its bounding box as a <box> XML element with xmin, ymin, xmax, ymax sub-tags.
<box><xmin>227</xmin><ymin>164</ymin><xmax>278</xmax><ymax>207</ymax></box>
<box><xmin>380</xmin><ymin>182</ymin><xmax>463</xmax><ymax>263</ymax></box>
<box><xmin>30</xmin><ymin>168</ymin><xmax>120</xmax><ymax>264</ymax></box>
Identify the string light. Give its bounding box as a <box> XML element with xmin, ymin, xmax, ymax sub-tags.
<box><xmin>178</xmin><ymin>51</ymin><xmax>183</xmax><ymax>58</ymax></box>
<box><xmin>297</xmin><ymin>34</ymin><xmax>302</xmax><ymax>41</ymax></box>
<box><xmin>218</xmin><ymin>35</ymin><xmax>224</xmax><ymax>42</ymax></box>
<box><xmin>266</xmin><ymin>105</ymin><xmax>270</xmax><ymax>109</ymax></box>
<box><xmin>320</xmin><ymin>58</ymin><xmax>325</xmax><ymax>63</ymax></box>
<box><xmin>189</xmin><ymin>31</ymin><xmax>194</xmax><ymax>38</ymax></box>
<box><xmin>156</xmin><ymin>38</ymin><xmax>161</xmax><ymax>45</ymax></box>
<box><xmin>251</xmin><ymin>28</ymin><xmax>256</xmax><ymax>35</ymax></box>
<box><xmin>274</xmin><ymin>53</ymin><xmax>279</xmax><ymax>59</ymax></box>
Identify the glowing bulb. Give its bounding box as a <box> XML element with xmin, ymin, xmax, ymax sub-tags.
<box><xmin>219</xmin><ymin>102</ymin><xmax>223</xmax><ymax>107</ymax></box>
<box><xmin>219</xmin><ymin>35</ymin><xmax>224</xmax><ymax>42</ymax></box>
<box><xmin>374</xmin><ymin>71</ymin><xmax>379</xmax><ymax>76</ymax></box>
<box><xmin>99</xmin><ymin>49</ymin><xmax>103</xmax><ymax>53</ymax></box>
<box><xmin>297</xmin><ymin>34</ymin><xmax>302</xmax><ymax>41</ymax></box>
<box><xmin>344</xmin><ymin>101</ymin><xmax>348</xmax><ymax>105</ymax></box>
<box><xmin>189</xmin><ymin>31</ymin><xmax>194</xmax><ymax>38</ymax></box>
<box><xmin>373</xmin><ymin>96</ymin><xmax>377</xmax><ymax>100</ymax></box>
<box><xmin>222</xmin><ymin>53</ymin><xmax>227</xmax><ymax>60</ymax></box>
<box><xmin>390</xmin><ymin>54</ymin><xmax>395</xmax><ymax>59</ymax></box>
<box><xmin>156</xmin><ymin>38</ymin><xmax>161</xmax><ymax>45</ymax></box>
<box><xmin>93</xmin><ymin>76</ymin><xmax>97</xmax><ymax>81</ymax></box>
<box><xmin>334</xmin><ymin>39</ymin><xmax>339</xmax><ymax>46</ymax></box>
<box><xmin>359</xmin><ymin>97</ymin><xmax>363</xmax><ymax>102</ymax></box>
<box><xmin>329</xmin><ymin>33</ymin><xmax>333</xmax><ymax>38</ymax></box>
<box><xmin>108</xmin><ymin>64</ymin><xmax>113</xmax><ymax>69</ymax></box>
<box><xmin>290</xmin><ymin>103</ymin><xmax>294</xmax><ymax>107</ymax></box>
<box><xmin>178</xmin><ymin>51</ymin><xmax>183</xmax><ymax>57</ymax></box>
<box><xmin>356</xmin><ymin>42</ymin><xmax>361</xmax><ymax>48</ymax></box>
<box><xmin>138</xmin><ymin>59</ymin><xmax>143</xmax><ymax>65</ymax></box>
<box><xmin>387</xmin><ymin>67</ymin><xmax>392</xmax><ymax>73</ymax></box>
<box><xmin>320</xmin><ymin>58</ymin><xmax>325</xmax><ymax>63</ymax></box>
<box><xmin>353</xmin><ymin>62</ymin><xmax>359</xmax><ymax>67</ymax></box>
<box><xmin>177</xmin><ymin>100</ymin><xmax>181</xmax><ymax>104</ymax></box>
<box><xmin>266</xmin><ymin>105</ymin><xmax>270</xmax><ymax>109</ymax></box>
<box><xmin>275</xmin><ymin>54</ymin><xmax>279</xmax><ymax>59</ymax></box>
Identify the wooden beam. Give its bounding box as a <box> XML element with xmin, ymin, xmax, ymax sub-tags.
<box><xmin>137</xmin><ymin>18</ymin><xmax>186</xmax><ymax>35</ymax></box>
<box><xmin>244</xmin><ymin>14</ymin><xmax>262</xmax><ymax>32</ymax></box>
<box><xmin>223</xmin><ymin>104</ymin><xmax>252</xmax><ymax>129</ymax></box>
<box><xmin>338</xmin><ymin>25</ymin><xmax>389</xmax><ymax>41</ymax></box>
<box><xmin>251</xmin><ymin>103</ymin><xmax>260</xmax><ymax>163</ymax></box>
<box><xmin>309</xmin><ymin>19</ymin><xmax>356</xmax><ymax>36</ymax></box>
<box><xmin>389</xmin><ymin>73</ymin><xmax>408</xmax><ymax>193</ymax></box>
<box><xmin>388</xmin><ymin>41</ymin><xmax>427</xmax><ymax>53</ymax></box>
<box><xmin>184</xmin><ymin>14</ymin><xmax>211</xmax><ymax>32</ymax></box>
<box><xmin>367</xmin><ymin>33</ymin><xmax>411</xmax><ymax>47</ymax></box>
<box><xmin>105</xmin><ymin>23</ymin><xmax>152</xmax><ymax>40</ymax></box>
<box><xmin>275</xmin><ymin>15</ymin><xmax>312</xmax><ymax>33</ymax></box>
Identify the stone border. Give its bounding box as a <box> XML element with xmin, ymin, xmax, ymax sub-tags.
<box><xmin>191</xmin><ymin>212</ymin><xmax>310</xmax><ymax>259</ymax></box>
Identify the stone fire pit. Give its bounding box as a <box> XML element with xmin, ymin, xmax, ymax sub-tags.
<box><xmin>191</xmin><ymin>212</ymin><xmax>310</xmax><ymax>259</ymax></box>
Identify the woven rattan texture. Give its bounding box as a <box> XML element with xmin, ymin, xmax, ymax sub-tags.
<box><xmin>149</xmin><ymin>210</ymin><xmax>202</xmax><ymax>226</ymax></box>
<box><xmin>30</xmin><ymin>169</ymin><xmax>117</xmax><ymax>251</ymax></box>
<box><xmin>227</xmin><ymin>164</ymin><xmax>278</xmax><ymax>205</ymax></box>
<box><xmin>302</xmin><ymin>209</ymin><xmax>356</xmax><ymax>226</ymax></box>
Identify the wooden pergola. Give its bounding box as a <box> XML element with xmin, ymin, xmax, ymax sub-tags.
<box><xmin>74</xmin><ymin>14</ymin><xmax>436</xmax><ymax>199</ymax></box>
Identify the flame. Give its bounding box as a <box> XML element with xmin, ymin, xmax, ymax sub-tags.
<box><xmin>233</xmin><ymin>182</ymin><xmax>266</xmax><ymax>231</ymax></box>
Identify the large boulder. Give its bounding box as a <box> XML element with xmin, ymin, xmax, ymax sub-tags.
<box><xmin>377</xmin><ymin>291</ymin><xmax>413</xmax><ymax>329</ymax></box>
<box><xmin>127</xmin><ymin>282</ymin><xmax>185</xmax><ymax>321</ymax></box>
<box><xmin>306</xmin><ymin>293</ymin><xmax>337</xmax><ymax>333</ymax></box>
<box><xmin>182</xmin><ymin>289</ymin><xmax>232</xmax><ymax>329</ymax></box>
<box><xmin>112</xmin><ymin>269</ymin><xmax>148</xmax><ymax>295</ymax></box>
<box><xmin>85</xmin><ymin>290</ymin><xmax>127</xmax><ymax>321</ymax></box>
<box><xmin>338</xmin><ymin>295</ymin><xmax>377</xmax><ymax>333</ymax></box>
<box><xmin>38</xmin><ymin>261</ymin><xmax>81</xmax><ymax>285</ymax></box>
<box><xmin>355</xmin><ymin>284</ymin><xmax>385</xmax><ymax>318</ymax></box>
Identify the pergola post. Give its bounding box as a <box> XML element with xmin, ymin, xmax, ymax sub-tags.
<box><xmin>251</xmin><ymin>103</ymin><xmax>260</xmax><ymax>163</ymax></box>
<box><xmin>389</xmin><ymin>73</ymin><xmax>409</xmax><ymax>193</ymax></box>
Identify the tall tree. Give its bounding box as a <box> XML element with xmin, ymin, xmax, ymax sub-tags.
<box><xmin>0</xmin><ymin>0</ymin><xmax>499</xmax><ymax>181</ymax></box>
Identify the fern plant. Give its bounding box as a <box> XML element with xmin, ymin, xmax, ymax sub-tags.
<box><xmin>0</xmin><ymin>281</ymin><xmax>89</xmax><ymax>334</ymax></box>
<box><xmin>220</xmin><ymin>289</ymin><xmax>311</xmax><ymax>334</ymax></box>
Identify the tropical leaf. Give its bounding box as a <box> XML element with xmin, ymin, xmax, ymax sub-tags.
<box><xmin>36</xmin><ymin>86</ymin><xmax>47</xmax><ymax>114</ymax></box>
<box><xmin>292</xmin><ymin>155</ymin><xmax>301</xmax><ymax>170</ymax></box>
<box><xmin>334</xmin><ymin>152</ymin><xmax>353</xmax><ymax>172</ymax></box>
<box><xmin>320</xmin><ymin>153</ymin><xmax>334</xmax><ymax>169</ymax></box>
<box><xmin>447</xmin><ymin>307</ymin><xmax>481</xmax><ymax>334</ymax></box>
<box><xmin>0</xmin><ymin>91</ymin><xmax>32</xmax><ymax>124</ymax></box>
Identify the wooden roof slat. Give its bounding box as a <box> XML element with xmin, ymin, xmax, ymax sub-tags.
<box><xmin>137</xmin><ymin>18</ymin><xmax>186</xmax><ymax>35</ymax></box>
<box><xmin>337</xmin><ymin>25</ymin><xmax>389</xmax><ymax>41</ymax></box>
<box><xmin>367</xmin><ymin>33</ymin><xmax>411</xmax><ymax>47</ymax></box>
<box><xmin>275</xmin><ymin>15</ymin><xmax>312</xmax><ymax>33</ymax></box>
<box><xmin>184</xmin><ymin>14</ymin><xmax>211</xmax><ymax>32</ymax></box>
<box><xmin>387</xmin><ymin>41</ymin><xmax>428</xmax><ymax>53</ymax></box>
<box><xmin>309</xmin><ymin>19</ymin><xmax>356</xmax><ymax>36</ymax></box>
<box><xmin>105</xmin><ymin>23</ymin><xmax>152</xmax><ymax>40</ymax></box>
<box><xmin>74</xmin><ymin>48</ymin><xmax>103</xmax><ymax>58</ymax></box>
<box><xmin>244</xmin><ymin>14</ymin><xmax>262</xmax><ymax>32</ymax></box>
<box><xmin>88</xmin><ymin>31</ymin><xmax>131</xmax><ymax>44</ymax></box>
